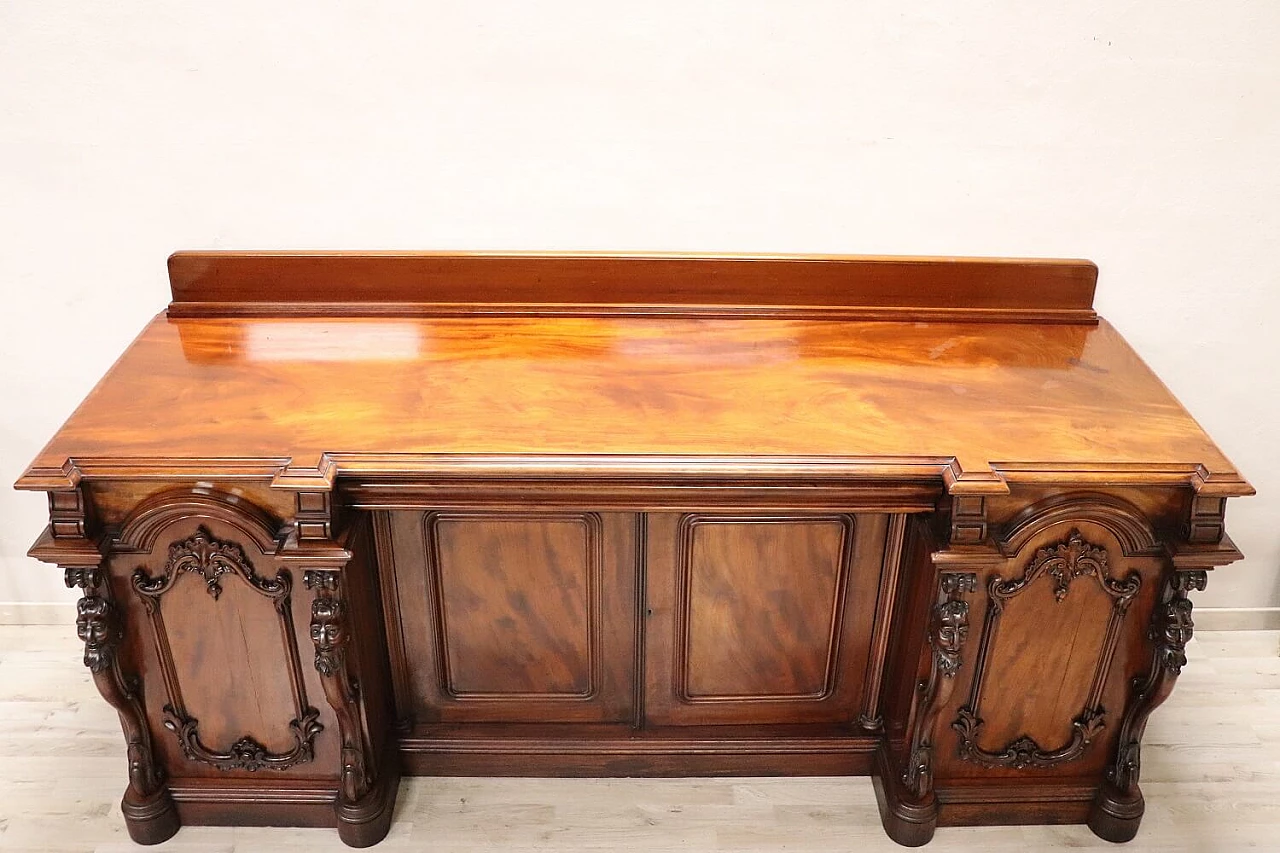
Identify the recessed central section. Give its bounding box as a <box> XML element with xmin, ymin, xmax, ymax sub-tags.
<box><xmin>678</xmin><ymin>515</ymin><xmax>854</xmax><ymax>701</ymax></box>
<box><xmin>429</xmin><ymin>513</ymin><xmax>598</xmax><ymax>698</ymax></box>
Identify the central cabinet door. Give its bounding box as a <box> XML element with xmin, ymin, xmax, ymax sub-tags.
<box><xmin>388</xmin><ymin>510</ymin><xmax>637</xmax><ymax>724</ymax></box>
<box><xmin>644</xmin><ymin>513</ymin><xmax>886</xmax><ymax>726</ymax></box>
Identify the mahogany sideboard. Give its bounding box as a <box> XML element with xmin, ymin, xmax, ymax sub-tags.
<box><xmin>15</xmin><ymin>252</ymin><xmax>1252</xmax><ymax>847</ymax></box>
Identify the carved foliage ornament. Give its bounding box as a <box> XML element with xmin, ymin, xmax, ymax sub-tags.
<box><xmin>953</xmin><ymin>529</ymin><xmax>1141</xmax><ymax>771</ymax></box>
<box><xmin>163</xmin><ymin>705</ymin><xmax>323</xmax><ymax>772</ymax></box>
<box><xmin>991</xmin><ymin>529</ymin><xmax>1140</xmax><ymax>610</ymax></box>
<box><xmin>134</xmin><ymin>525</ymin><xmax>286</xmax><ymax>600</ymax></box>
<box><xmin>954</xmin><ymin>705</ymin><xmax>1107</xmax><ymax>770</ymax></box>
<box><xmin>132</xmin><ymin>524</ymin><xmax>322</xmax><ymax>773</ymax></box>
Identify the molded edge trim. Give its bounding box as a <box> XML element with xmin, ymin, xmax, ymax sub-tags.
<box><xmin>14</xmin><ymin>454</ymin><xmax>1255</xmax><ymax>499</ymax></box>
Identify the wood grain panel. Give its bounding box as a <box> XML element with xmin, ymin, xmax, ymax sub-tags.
<box><xmin>936</xmin><ymin>520</ymin><xmax>1154</xmax><ymax>781</ymax></box>
<box><xmin>388</xmin><ymin>510</ymin><xmax>636</xmax><ymax>724</ymax></box>
<box><xmin>646</xmin><ymin>513</ymin><xmax>887</xmax><ymax>726</ymax></box>
<box><xmin>15</xmin><ymin>312</ymin><xmax>1251</xmax><ymax>499</ymax></box>
<box><xmin>109</xmin><ymin>510</ymin><xmax>331</xmax><ymax>780</ymax></box>
<box><xmin>160</xmin><ymin>576</ymin><xmax>299</xmax><ymax>753</ymax></box>
<box><xmin>975</xmin><ymin>575</ymin><xmax>1111</xmax><ymax>750</ymax></box>
<box><xmin>679</xmin><ymin>515</ymin><xmax>851</xmax><ymax>701</ymax></box>
<box><xmin>167</xmin><ymin>252</ymin><xmax>1098</xmax><ymax>316</ymax></box>
<box><xmin>431</xmin><ymin>513</ymin><xmax>597</xmax><ymax>698</ymax></box>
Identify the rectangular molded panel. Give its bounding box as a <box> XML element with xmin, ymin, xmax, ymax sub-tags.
<box><xmin>645</xmin><ymin>513</ymin><xmax>888</xmax><ymax>726</ymax></box>
<box><xmin>384</xmin><ymin>510</ymin><xmax>636</xmax><ymax>724</ymax></box>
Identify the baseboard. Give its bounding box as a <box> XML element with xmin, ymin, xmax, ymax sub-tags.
<box><xmin>1194</xmin><ymin>607</ymin><xmax>1280</xmax><ymax>631</ymax></box>
<box><xmin>0</xmin><ymin>602</ymin><xmax>76</xmax><ymax>625</ymax></box>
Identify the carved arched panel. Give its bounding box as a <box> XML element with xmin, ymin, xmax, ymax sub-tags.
<box><xmin>113</xmin><ymin>491</ymin><xmax>324</xmax><ymax>775</ymax></box>
<box><xmin>949</xmin><ymin>511</ymin><xmax>1149</xmax><ymax>774</ymax></box>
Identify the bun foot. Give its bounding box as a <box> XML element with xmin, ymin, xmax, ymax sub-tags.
<box><xmin>872</xmin><ymin>748</ymin><xmax>937</xmax><ymax>847</ymax></box>
<box><xmin>121</xmin><ymin>786</ymin><xmax>180</xmax><ymax>845</ymax></box>
<box><xmin>1088</xmin><ymin>781</ymin><xmax>1145</xmax><ymax>843</ymax></box>
<box><xmin>335</xmin><ymin>767</ymin><xmax>400</xmax><ymax>848</ymax></box>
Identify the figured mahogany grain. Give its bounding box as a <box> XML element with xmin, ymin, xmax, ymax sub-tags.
<box><xmin>680</xmin><ymin>515</ymin><xmax>852</xmax><ymax>700</ymax></box>
<box><xmin>644</xmin><ymin>512</ymin><xmax>887</xmax><ymax>726</ymax></box>
<box><xmin>16</xmin><ymin>315</ymin><xmax>1248</xmax><ymax>494</ymax></box>
<box><xmin>386</xmin><ymin>510</ymin><xmax>637</xmax><ymax>724</ymax></box>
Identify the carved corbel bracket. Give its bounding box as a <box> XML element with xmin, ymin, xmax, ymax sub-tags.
<box><xmin>49</xmin><ymin>488</ymin><xmax>94</xmax><ymax>540</ymax></box>
<box><xmin>901</xmin><ymin>571</ymin><xmax>978</xmax><ymax>799</ymax></box>
<box><xmin>1107</xmin><ymin>568</ymin><xmax>1207</xmax><ymax>793</ymax></box>
<box><xmin>1089</xmin><ymin>567</ymin><xmax>1208</xmax><ymax>843</ymax></box>
<box><xmin>38</xmin><ymin>489</ymin><xmax>164</xmax><ymax>800</ymax></box>
<box><xmin>54</xmin><ymin>523</ymin><xmax>175</xmax><ymax>840</ymax></box>
<box><xmin>305</xmin><ymin>569</ymin><xmax>374</xmax><ymax>805</ymax></box>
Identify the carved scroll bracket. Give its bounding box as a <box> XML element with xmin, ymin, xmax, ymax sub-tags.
<box><xmin>1107</xmin><ymin>569</ymin><xmax>1207</xmax><ymax>793</ymax></box>
<box><xmin>162</xmin><ymin>704</ymin><xmax>322</xmax><ymax>772</ymax></box>
<box><xmin>902</xmin><ymin>571</ymin><xmax>977</xmax><ymax>798</ymax></box>
<box><xmin>306</xmin><ymin>569</ymin><xmax>374</xmax><ymax>805</ymax></box>
<box><xmin>64</xmin><ymin>563</ymin><xmax>167</xmax><ymax>799</ymax></box>
<box><xmin>953</xmin><ymin>529</ymin><xmax>1141</xmax><ymax>771</ymax></box>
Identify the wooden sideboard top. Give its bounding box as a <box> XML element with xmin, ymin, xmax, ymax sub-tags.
<box><xmin>16</xmin><ymin>253</ymin><xmax>1251</xmax><ymax>497</ymax></box>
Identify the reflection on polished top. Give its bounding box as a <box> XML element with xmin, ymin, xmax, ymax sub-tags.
<box><xmin>12</xmin><ymin>252</ymin><xmax>1249</xmax><ymax>491</ymax></box>
<box><xmin>15</xmin><ymin>252</ymin><xmax>1252</xmax><ymax>496</ymax></box>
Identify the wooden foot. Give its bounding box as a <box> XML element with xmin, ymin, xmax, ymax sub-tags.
<box><xmin>121</xmin><ymin>785</ymin><xmax>180</xmax><ymax>845</ymax></box>
<box><xmin>1087</xmin><ymin>781</ymin><xmax>1144</xmax><ymax>843</ymax></box>
<box><xmin>335</xmin><ymin>764</ymin><xmax>400</xmax><ymax>848</ymax></box>
<box><xmin>872</xmin><ymin>747</ymin><xmax>937</xmax><ymax>847</ymax></box>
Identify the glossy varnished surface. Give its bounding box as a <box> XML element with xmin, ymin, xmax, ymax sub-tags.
<box><xmin>166</xmin><ymin>251</ymin><xmax>1098</xmax><ymax>317</ymax></box>
<box><xmin>18</xmin><ymin>314</ymin><xmax>1248</xmax><ymax>492</ymax></box>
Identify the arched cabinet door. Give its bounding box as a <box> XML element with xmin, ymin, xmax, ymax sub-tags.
<box><xmin>109</xmin><ymin>489</ymin><xmax>329</xmax><ymax>778</ymax></box>
<box><xmin>942</xmin><ymin>496</ymin><xmax>1165</xmax><ymax>780</ymax></box>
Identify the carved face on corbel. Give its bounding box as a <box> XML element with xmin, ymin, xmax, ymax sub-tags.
<box><xmin>76</xmin><ymin>595</ymin><xmax>114</xmax><ymax>647</ymax></box>
<box><xmin>309</xmin><ymin>597</ymin><xmax>345</xmax><ymax>648</ymax></box>
<box><xmin>934</xmin><ymin>599</ymin><xmax>970</xmax><ymax>655</ymax></box>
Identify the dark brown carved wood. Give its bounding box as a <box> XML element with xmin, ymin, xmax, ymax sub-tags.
<box><xmin>133</xmin><ymin>525</ymin><xmax>323</xmax><ymax>774</ymax></box>
<box><xmin>1089</xmin><ymin>569</ymin><xmax>1207</xmax><ymax>842</ymax></box>
<box><xmin>305</xmin><ymin>569</ymin><xmax>373</xmax><ymax>805</ymax></box>
<box><xmin>953</xmin><ymin>530</ymin><xmax>1140</xmax><ymax>770</ymax></box>
<box><xmin>43</xmin><ymin>489</ymin><xmax>181</xmax><ymax>845</ymax></box>
<box><xmin>11</xmin><ymin>253</ymin><xmax>1253</xmax><ymax>848</ymax></box>
<box><xmin>66</xmin><ymin>564</ymin><xmax>176</xmax><ymax>828</ymax></box>
<box><xmin>903</xmin><ymin>572</ymin><xmax>977</xmax><ymax>798</ymax></box>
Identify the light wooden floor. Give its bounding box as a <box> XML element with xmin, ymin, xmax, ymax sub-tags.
<box><xmin>1</xmin><ymin>626</ymin><xmax>1277</xmax><ymax>852</ymax></box>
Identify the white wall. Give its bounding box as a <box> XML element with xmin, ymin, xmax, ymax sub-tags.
<box><xmin>2</xmin><ymin>1</ymin><xmax>1277</xmax><ymax>619</ymax></box>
